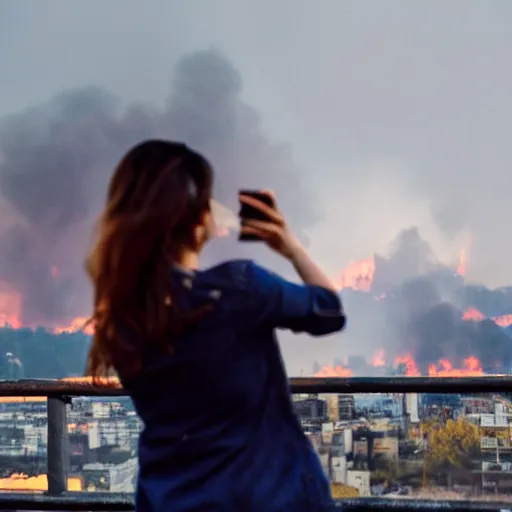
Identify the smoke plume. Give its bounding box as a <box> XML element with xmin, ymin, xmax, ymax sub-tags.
<box><xmin>329</xmin><ymin>228</ymin><xmax>512</xmax><ymax>374</ymax></box>
<box><xmin>0</xmin><ymin>49</ymin><xmax>314</xmax><ymax>326</ymax></box>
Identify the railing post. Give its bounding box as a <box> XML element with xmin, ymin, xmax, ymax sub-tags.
<box><xmin>47</xmin><ymin>396</ymin><xmax>69</xmax><ymax>495</ymax></box>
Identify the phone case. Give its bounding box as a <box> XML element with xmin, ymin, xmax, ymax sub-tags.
<box><xmin>238</xmin><ymin>191</ymin><xmax>275</xmax><ymax>242</ymax></box>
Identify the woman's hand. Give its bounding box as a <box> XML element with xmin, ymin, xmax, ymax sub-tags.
<box><xmin>240</xmin><ymin>191</ymin><xmax>340</xmax><ymax>294</ymax></box>
<box><xmin>239</xmin><ymin>191</ymin><xmax>302</xmax><ymax>260</ymax></box>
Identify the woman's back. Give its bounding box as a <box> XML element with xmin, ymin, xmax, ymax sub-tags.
<box><xmin>85</xmin><ymin>140</ymin><xmax>346</xmax><ymax>511</ymax></box>
<box><xmin>124</xmin><ymin>259</ymin><xmax>344</xmax><ymax>511</ymax></box>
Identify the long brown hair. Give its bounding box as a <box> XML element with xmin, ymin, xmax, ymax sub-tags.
<box><xmin>85</xmin><ymin>140</ymin><xmax>213</xmax><ymax>379</ymax></box>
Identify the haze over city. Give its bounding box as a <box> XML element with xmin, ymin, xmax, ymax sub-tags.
<box><xmin>1</xmin><ymin>0</ymin><xmax>512</xmax><ymax>373</ymax></box>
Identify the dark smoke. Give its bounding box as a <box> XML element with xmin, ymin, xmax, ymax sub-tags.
<box><xmin>0</xmin><ymin>49</ymin><xmax>315</xmax><ymax>326</ymax></box>
<box><xmin>342</xmin><ymin>227</ymin><xmax>512</xmax><ymax>372</ymax></box>
<box><xmin>410</xmin><ymin>304</ymin><xmax>512</xmax><ymax>370</ymax></box>
<box><xmin>371</xmin><ymin>227</ymin><xmax>444</xmax><ymax>294</ymax></box>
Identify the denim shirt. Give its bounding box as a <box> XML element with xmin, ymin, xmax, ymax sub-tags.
<box><xmin>122</xmin><ymin>259</ymin><xmax>346</xmax><ymax>512</ymax></box>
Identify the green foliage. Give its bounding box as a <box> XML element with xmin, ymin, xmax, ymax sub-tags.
<box><xmin>0</xmin><ymin>326</ymin><xmax>90</xmax><ymax>379</ymax></box>
<box><xmin>371</xmin><ymin>454</ymin><xmax>401</xmax><ymax>484</ymax></box>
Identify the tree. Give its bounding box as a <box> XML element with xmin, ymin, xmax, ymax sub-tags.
<box><xmin>371</xmin><ymin>454</ymin><xmax>401</xmax><ymax>486</ymax></box>
<box><xmin>423</xmin><ymin>417</ymin><xmax>479</xmax><ymax>487</ymax></box>
<box><xmin>0</xmin><ymin>326</ymin><xmax>91</xmax><ymax>379</ymax></box>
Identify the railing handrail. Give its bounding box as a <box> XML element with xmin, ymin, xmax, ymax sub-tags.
<box><xmin>2</xmin><ymin>377</ymin><xmax>512</xmax><ymax>511</ymax></box>
<box><xmin>1</xmin><ymin>376</ymin><xmax>512</xmax><ymax>396</ymax></box>
<box><xmin>0</xmin><ymin>492</ymin><xmax>510</xmax><ymax>511</ymax></box>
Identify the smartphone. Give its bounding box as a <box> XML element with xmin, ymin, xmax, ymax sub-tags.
<box><xmin>238</xmin><ymin>190</ymin><xmax>276</xmax><ymax>242</ymax></box>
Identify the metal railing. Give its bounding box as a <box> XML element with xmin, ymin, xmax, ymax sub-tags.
<box><xmin>1</xmin><ymin>376</ymin><xmax>512</xmax><ymax>511</ymax></box>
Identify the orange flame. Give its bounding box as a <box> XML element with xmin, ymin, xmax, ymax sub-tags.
<box><xmin>335</xmin><ymin>257</ymin><xmax>375</xmax><ymax>292</ymax></box>
<box><xmin>314</xmin><ymin>365</ymin><xmax>353</xmax><ymax>377</ymax></box>
<box><xmin>0</xmin><ymin>285</ymin><xmax>22</xmax><ymax>329</ymax></box>
<box><xmin>54</xmin><ymin>317</ymin><xmax>94</xmax><ymax>336</ymax></box>
<box><xmin>0</xmin><ymin>396</ymin><xmax>46</xmax><ymax>403</ymax></box>
<box><xmin>463</xmin><ymin>307</ymin><xmax>485</xmax><ymax>321</ymax></box>
<box><xmin>61</xmin><ymin>376</ymin><xmax>120</xmax><ymax>387</ymax></box>
<box><xmin>0</xmin><ymin>473</ymin><xmax>81</xmax><ymax>492</ymax></box>
<box><xmin>314</xmin><ymin>353</ymin><xmax>486</xmax><ymax>378</ymax></box>
<box><xmin>494</xmin><ymin>314</ymin><xmax>512</xmax><ymax>327</ymax></box>
<box><xmin>371</xmin><ymin>349</ymin><xmax>386</xmax><ymax>367</ymax></box>
<box><xmin>462</xmin><ymin>307</ymin><xmax>512</xmax><ymax>328</ymax></box>
<box><xmin>0</xmin><ymin>271</ymin><xmax>96</xmax><ymax>335</ymax></box>
<box><xmin>456</xmin><ymin>248</ymin><xmax>467</xmax><ymax>277</ymax></box>
<box><xmin>428</xmin><ymin>356</ymin><xmax>483</xmax><ymax>377</ymax></box>
<box><xmin>394</xmin><ymin>353</ymin><xmax>421</xmax><ymax>376</ymax></box>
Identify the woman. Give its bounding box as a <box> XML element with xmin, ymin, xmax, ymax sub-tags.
<box><xmin>86</xmin><ymin>140</ymin><xmax>346</xmax><ymax>511</ymax></box>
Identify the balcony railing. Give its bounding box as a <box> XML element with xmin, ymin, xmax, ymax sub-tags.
<box><xmin>1</xmin><ymin>376</ymin><xmax>512</xmax><ymax>511</ymax></box>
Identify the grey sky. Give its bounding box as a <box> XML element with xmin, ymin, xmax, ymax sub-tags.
<box><xmin>1</xmin><ymin>0</ymin><xmax>512</xmax><ymax>371</ymax></box>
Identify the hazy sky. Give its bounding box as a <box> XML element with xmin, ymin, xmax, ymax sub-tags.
<box><xmin>2</xmin><ymin>0</ymin><xmax>512</xmax><ymax>371</ymax></box>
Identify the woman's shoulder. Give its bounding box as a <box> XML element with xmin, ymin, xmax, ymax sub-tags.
<box><xmin>172</xmin><ymin>260</ymin><xmax>275</xmax><ymax>296</ymax></box>
<box><xmin>198</xmin><ymin>259</ymin><xmax>257</xmax><ymax>290</ymax></box>
<box><xmin>199</xmin><ymin>259</ymin><xmax>287</xmax><ymax>294</ymax></box>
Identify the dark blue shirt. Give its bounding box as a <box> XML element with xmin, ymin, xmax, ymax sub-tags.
<box><xmin>122</xmin><ymin>259</ymin><xmax>346</xmax><ymax>511</ymax></box>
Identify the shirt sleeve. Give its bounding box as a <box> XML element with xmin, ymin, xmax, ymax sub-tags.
<box><xmin>246</xmin><ymin>261</ymin><xmax>346</xmax><ymax>336</ymax></box>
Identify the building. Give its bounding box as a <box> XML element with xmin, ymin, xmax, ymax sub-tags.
<box><xmin>346</xmin><ymin>470</ymin><xmax>371</xmax><ymax>497</ymax></box>
<box><xmin>293</xmin><ymin>395</ymin><xmax>327</xmax><ymax>425</ymax></box>
<box><xmin>0</xmin><ymin>395</ymin><xmax>142</xmax><ymax>487</ymax></box>
<box><xmin>331</xmin><ymin>428</ymin><xmax>353</xmax><ymax>457</ymax></box>
<box><xmin>82</xmin><ymin>457</ymin><xmax>137</xmax><ymax>492</ymax></box>
<box><xmin>421</xmin><ymin>393</ymin><xmax>463</xmax><ymax>422</ymax></box>
<box><xmin>319</xmin><ymin>394</ymin><xmax>355</xmax><ymax>422</ymax></box>
<box><xmin>339</xmin><ymin>395</ymin><xmax>356</xmax><ymax>421</ymax></box>
<box><xmin>321</xmin><ymin>394</ymin><xmax>340</xmax><ymax>422</ymax></box>
<box><xmin>405</xmin><ymin>393</ymin><xmax>420</xmax><ymax>424</ymax></box>
<box><xmin>331</xmin><ymin>455</ymin><xmax>348</xmax><ymax>484</ymax></box>
<box><xmin>479</xmin><ymin>461</ymin><xmax>512</xmax><ymax>494</ymax></box>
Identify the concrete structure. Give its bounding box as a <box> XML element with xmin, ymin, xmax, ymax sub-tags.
<box><xmin>82</xmin><ymin>457</ymin><xmax>137</xmax><ymax>492</ymax></box>
<box><xmin>346</xmin><ymin>470</ymin><xmax>371</xmax><ymax>497</ymax></box>
<box><xmin>319</xmin><ymin>394</ymin><xmax>355</xmax><ymax>422</ymax></box>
